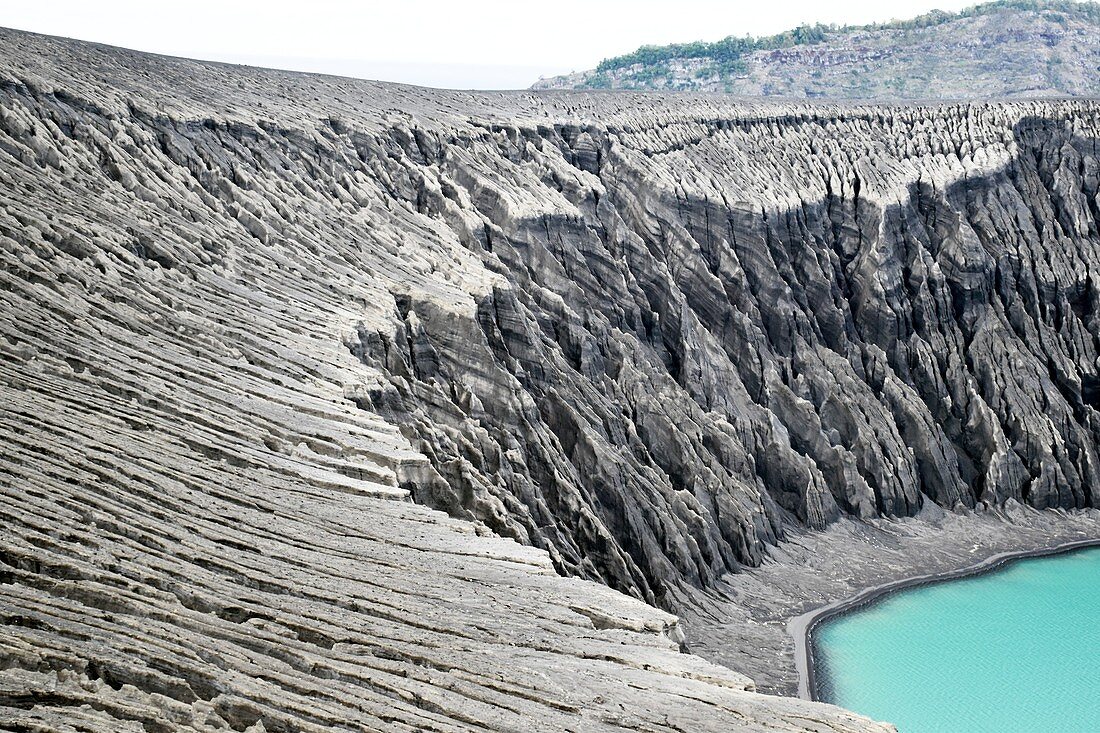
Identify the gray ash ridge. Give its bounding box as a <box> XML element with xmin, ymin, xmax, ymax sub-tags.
<box><xmin>2</xmin><ymin>25</ymin><xmax>1100</xmax><ymax>733</ymax></box>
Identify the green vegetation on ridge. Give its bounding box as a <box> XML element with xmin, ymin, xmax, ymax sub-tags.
<box><xmin>591</xmin><ymin>0</ymin><xmax>1100</xmax><ymax>77</ymax></box>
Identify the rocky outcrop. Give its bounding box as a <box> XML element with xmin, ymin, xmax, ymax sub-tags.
<box><xmin>1</xmin><ymin>26</ymin><xmax>1099</xmax><ymax>732</ymax></box>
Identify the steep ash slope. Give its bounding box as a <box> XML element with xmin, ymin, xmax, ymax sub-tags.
<box><xmin>0</xmin><ymin>30</ymin><xmax>895</xmax><ymax>733</ymax></box>
<box><xmin>346</xmin><ymin>99</ymin><xmax>1100</xmax><ymax>608</ymax></box>
<box><xmin>1</xmin><ymin>27</ymin><xmax>1099</xmax><ymax>731</ymax></box>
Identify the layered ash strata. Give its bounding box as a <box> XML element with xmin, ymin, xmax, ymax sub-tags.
<box><xmin>1</xmin><ymin>26</ymin><xmax>1099</xmax><ymax>732</ymax></box>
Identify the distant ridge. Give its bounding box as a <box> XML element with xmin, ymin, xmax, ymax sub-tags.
<box><xmin>533</xmin><ymin>0</ymin><xmax>1100</xmax><ymax>98</ymax></box>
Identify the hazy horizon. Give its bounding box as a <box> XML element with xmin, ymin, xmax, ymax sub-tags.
<box><xmin>0</xmin><ymin>0</ymin><xmax>1008</xmax><ymax>90</ymax></box>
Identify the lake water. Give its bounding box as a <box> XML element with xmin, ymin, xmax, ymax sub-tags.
<box><xmin>813</xmin><ymin>546</ymin><xmax>1100</xmax><ymax>732</ymax></box>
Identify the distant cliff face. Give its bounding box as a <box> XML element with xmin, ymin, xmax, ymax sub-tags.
<box><xmin>534</xmin><ymin>0</ymin><xmax>1100</xmax><ymax>98</ymax></box>
<box><xmin>1</xmin><ymin>26</ymin><xmax>1099</xmax><ymax>733</ymax></box>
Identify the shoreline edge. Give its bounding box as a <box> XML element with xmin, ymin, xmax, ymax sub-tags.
<box><xmin>788</xmin><ymin>536</ymin><xmax>1100</xmax><ymax>701</ymax></box>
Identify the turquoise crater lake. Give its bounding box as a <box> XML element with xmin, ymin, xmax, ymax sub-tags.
<box><xmin>813</xmin><ymin>546</ymin><xmax>1100</xmax><ymax>732</ymax></box>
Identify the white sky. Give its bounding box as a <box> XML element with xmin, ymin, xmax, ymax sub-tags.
<box><xmin>4</xmin><ymin>1</ymin><xmax>989</xmax><ymax>89</ymax></box>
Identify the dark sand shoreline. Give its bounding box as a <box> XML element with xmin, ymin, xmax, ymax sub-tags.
<box><xmin>788</xmin><ymin>537</ymin><xmax>1100</xmax><ymax>701</ymax></box>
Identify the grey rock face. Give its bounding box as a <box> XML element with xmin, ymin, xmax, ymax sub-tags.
<box><xmin>353</xmin><ymin>103</ymin><xmax>1100</xmax><ymax>611</ymax></box>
